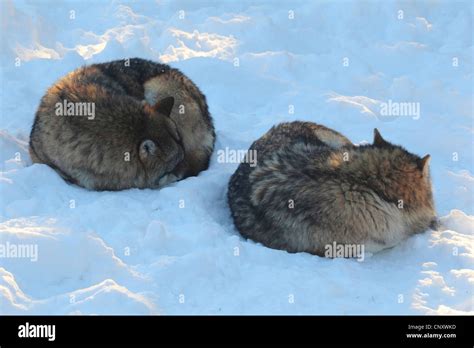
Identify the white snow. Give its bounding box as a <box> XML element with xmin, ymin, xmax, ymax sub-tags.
<box><xmin>0</xmin><ymin>0</ymin><xmax>473</xmax><ymax>314</ymax></box>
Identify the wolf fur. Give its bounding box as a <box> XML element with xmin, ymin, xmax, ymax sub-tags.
<box><xmin>227</xmin><ymin>121</ymin><xmax>436</xmax><ymax>256</ymax></box>
<box><xmin>143</xmin><ymin>68</ymin><xmax>215</xmax><ymax>180</ymax></box>
<box><xmin>29</xmin><ymin>58</ymin><xmax>215</xmax><ymax>190</ymax></box>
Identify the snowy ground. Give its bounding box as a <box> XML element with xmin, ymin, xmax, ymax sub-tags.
<box><xmin>0</xmin><ymin>0</ymin><xmax>473</xmax><ymax>314</ymax></box>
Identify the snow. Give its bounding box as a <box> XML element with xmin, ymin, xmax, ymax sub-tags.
<box><xmin>0</xmin><ymin>0</ymin><xmax>473</xmax><ymax>314</ymax></box>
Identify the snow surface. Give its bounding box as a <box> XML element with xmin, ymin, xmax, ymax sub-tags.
<box><xmin>0</xmin><ymin>0</ymin><xmax>473</xmax><ymax>314</ymax></box>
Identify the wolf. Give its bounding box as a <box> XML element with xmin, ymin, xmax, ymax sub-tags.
<box><xmin>94</xmin><ymin>58</ymin><xmax>215</xmax><ymax>182</ymax></box>
<box><xmin>29</xmin><ymin>58</ymin><xmax>215</xmax><ymax>190</ymax></box>
<box><xmin>228</xmin><ymin>121</ymin><xmax>436</xmax><ymax>256</ymax></box>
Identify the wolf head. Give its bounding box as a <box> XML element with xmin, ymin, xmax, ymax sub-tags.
<box><xmin>139</xmin><ymin>97</ymin><xmax>184</xmax><ymax>187</ymax></box>
<box><xmin>373</xmin><ymin>128</ymin><xmax>431</xmax><ymax>175</ymax></box>
<box><xmin>366</xmin><ymin>128</ymin><xmax>436</xmax><ymax>230</ymax></box>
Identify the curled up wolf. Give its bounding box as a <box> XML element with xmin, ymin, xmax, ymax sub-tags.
<box><xmin>29</xmin><ymin>58</ymin><xmax>215</xmax><ymax>191</ymax></box>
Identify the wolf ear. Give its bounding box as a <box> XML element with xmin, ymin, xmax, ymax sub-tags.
<box><xmin>139</xmin><ymin>139</ymin><xmax>157</xmax><ymax>161</ymax></box>
<box><xmin>154</xmin><ymin>97</ymin><xmax>175</xmax><ymax>117</ymax></box>
<box><xmin>373</xmin><ymin>128</ymin><xmax>389</xmax><ymax>147</ymax></box>
<box><xmin>418</xmin><ymin>154</ymin><xmax>431</xmax><ymax>176</ymax></box>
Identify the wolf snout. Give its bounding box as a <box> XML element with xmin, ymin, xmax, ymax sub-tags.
<box><xmin>139</xmin><ymin>139</ymin><xmax>157</xmax><ymax>161</ymax></box>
